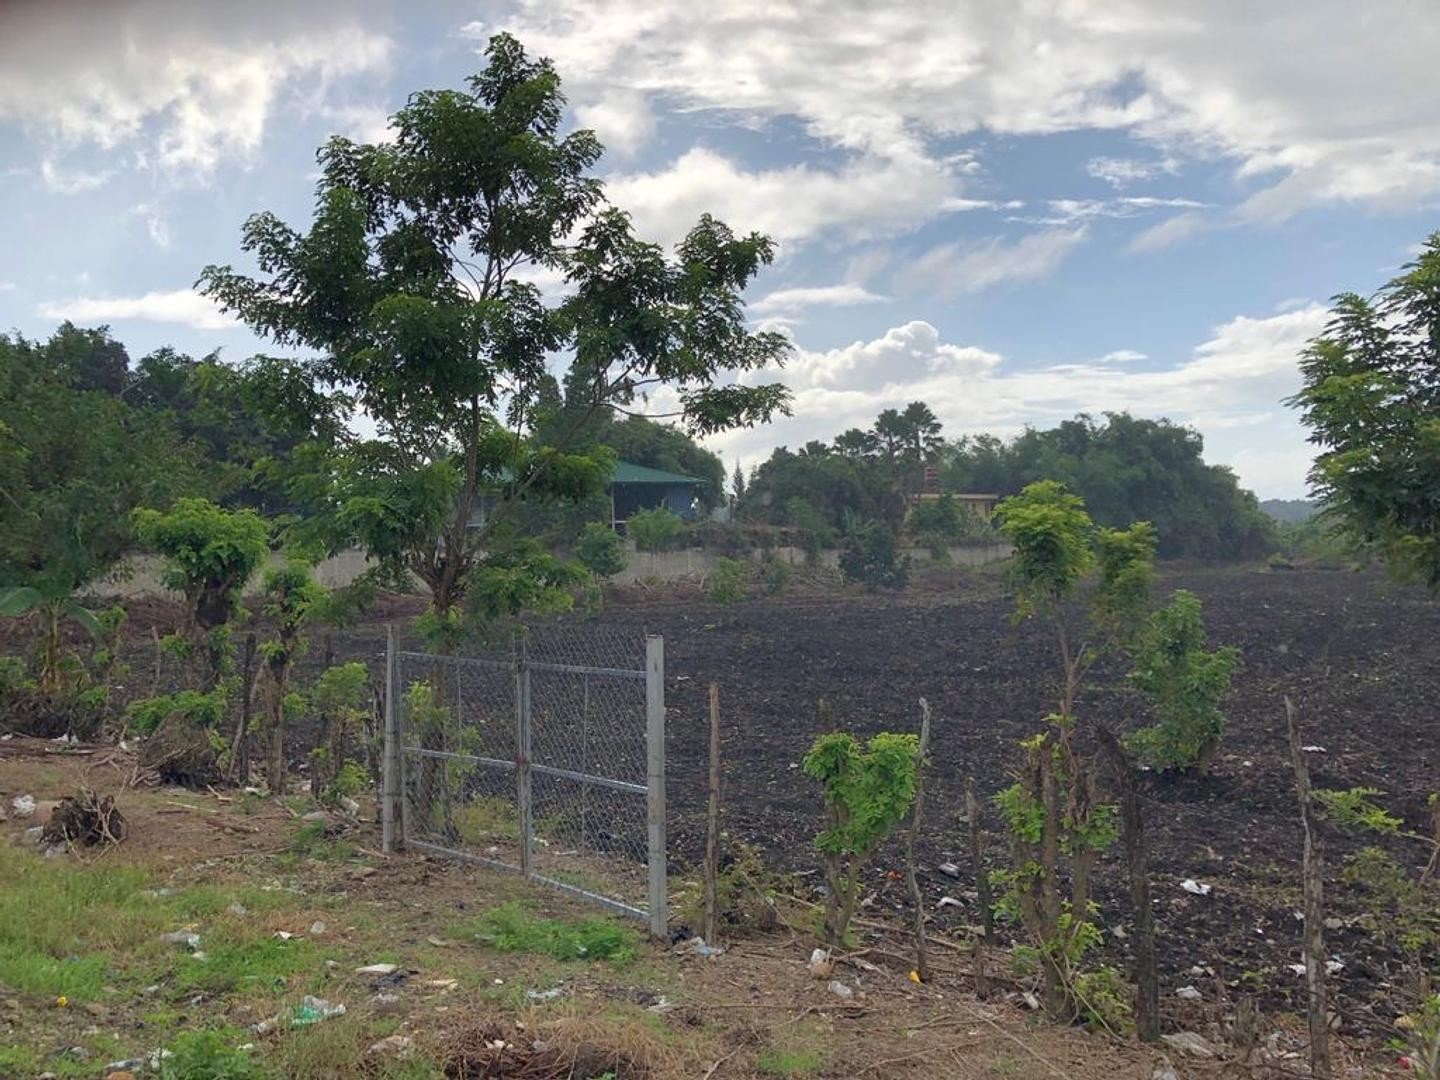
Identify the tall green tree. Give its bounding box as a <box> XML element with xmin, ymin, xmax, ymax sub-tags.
<box><xmin>0</xmin><ymin>326</ymin><xmax>193</xmax><ymax>593</ymax></box>
<box><xmin>1290</xmin><ymin>233</ymin><xmax>1440</xmax><ymax>586</ymax></box>
<box><xmin>199</xmin><ymin>33</ymin><xmax>790</xmax><ymax>633</ymax></box>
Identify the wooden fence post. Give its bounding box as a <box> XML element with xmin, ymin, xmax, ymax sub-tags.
<box><xmin>965</xmin><ymin>775</ymin><xmax>994</xmax><ymax>996</ymax></box>
<box><xmin>904</xmin><ymin>698</ymin><xmax>933</xmax><ymax>981</ymax></box>
<box><xmin>1286</xmin><ymin>696</ymin><xmax>1331</xmax><ymax>1079</ymax></box>
<box><xmin>646</xmin><ymin>635</ymin><xmax>668</xmax><ymax>939</ymax></box>
<box><xmin>704</xmin><ymin>682</ymin><xmax>721</xmax><ymax>945</ymax></box>
<box><xmin>382</xmin><ymin>623</ymin><xmax>399</xmax><ymax>853</ymax></box>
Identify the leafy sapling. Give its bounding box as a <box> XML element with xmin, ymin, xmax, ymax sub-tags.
<box><xmin>803</xmin><ymin>729</ymin><xmax>919</xmax><ymax>946</ymax></box>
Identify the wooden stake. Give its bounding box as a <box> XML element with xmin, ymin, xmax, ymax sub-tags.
<box><xmin>904</xmin><ymin>698</ymin><xmax>933</xmax><ymax>981</ymax></box>
<box><xmin>1286</xmin><ymin>696</ymin><xmax>1331</xmax><ymax>1079</ymax></box>
<box><xmin>704</xmin><ymin>682</ymin><xmax>722</xmax><ymax>945</ymax></box>
<box><xmin>965</xmin><ymin>775</ymin><xmax>992</xmax><ymax>997</ymax></box>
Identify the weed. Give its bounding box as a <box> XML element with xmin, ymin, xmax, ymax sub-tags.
<box><xmin>159</xmin><ymin>1028</ymin><xmax>265</xmax><ymax>1080</ymax></box>
<box><xmin>709</xmin><ymin>557</ymin><xmax>748</xmax><ymax>602</ymax></box>
<box><xmin>1314</xmin><ymin>787</ymin><xmax>1402</xmax><ymax>834</ymax></box>
<box><xmin>756</xmin><ymin>1046</ymin><xmax>823</xmax><ymax>1076</ymax></box>
<box><xmin>465</xmin><ymin>901</ymin><xmax>636</xmax><ymax>962</ymax></box>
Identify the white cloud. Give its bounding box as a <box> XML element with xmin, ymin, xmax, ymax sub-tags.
<box><xmin>1128</xmin><ymin>211</ymin><xmax>1209</xmax><ymax>253</ymax></box>
<box><xmin>36</xmin><ymin>290</ymin><xmax>237</xmax><ymax>331</ymax></box>
<box><xmin>1019</xmin><ymin>196</ymin><xmax>1206</xmax><ymax>226</ymax></box>
<box><xmin>130</xmin><ymin>203</ymin><xmax>172</xmax><ymax>249</ymax></box>
<box><xmin>0</xmin><ymin>1</ymin><xmax>392</xmax><ymax>177</ymax></box>
<box><xmin>502</xmin><ymin>1</ymin><xmax>1440</xmax><ymax>227</ymax></box>
<box><xmin>603</xmin><ymin>147</ymin><xmax>954</xmax><ymax>248</ymax></box>
<box><xmin>1096</xmin><ymin>349</ymin><xmax>1146</xmax><ymax>364</ymax></box>
<box><xmin>751</xmin><ymin>285</ymin><xmax>888</xmax><ymax>316</ymax></box>
<box><xmin>897</xmin><ymin>228</ymin><xmax>1087</xmax><ymax>296</ymax></box>
<box><xmin>0</xmin><ymin>282</ymin><xmax>15</xmax><ymax>293</ymax></box>
<box><xmin>575</xmin><ymin>90</ymin><xmax>655</xmax><ymax>157</ymax></box>
<box><xmin>1086</xmin><ymin>156</ymin><xmax>1178</xmax><ymax>188</ymax></box>
<box><xmin>709</xmin><ymin>304</ymin><xmax>1328</xmax><ymax>497</ymax></box>
<box><xmin>39</xmin><ymin>158</ymin><xmax>112</xmax><ymax>194</ymax></box>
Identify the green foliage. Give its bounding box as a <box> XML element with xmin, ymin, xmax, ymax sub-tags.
<box><xmin>838</xmin><ymin>515</ymin><xmax>909</xmax><ymax>590</ymax></box>
<box><xmin>463</xmin><ymin>538</ymin><xmax>588</xmax><ymax>626</ymax></box>
<box><xmin>627</xmin><ymin>507</ymin><xmax>685</xmax><ymax>552</ymax></box>
<box><xmin>1313</xmin><ymin>787</ymin><xmax>1403</xmax><ymax>834</ymax></box>
<box><xmin>574</xmin><ymin>522</ymin><xmax>626</xmax><ymax>578</ymax></box>
<box><xmin>125</xmin><ymin>688</ymin><xmax>226</xmax><ymax>734</ymax></box>
<box><xmin>761</xmin><ymin>557</ymin><xmax>790</xmax><ymax>595</ymax></box>
<box><xmin>1340</xmin><ymin>847</ymin><xmax>1439</xmax><ymax>957</ymax></box>
<box><xmin>0</xmin><ymin>325</ymin><xmax>197</xmax><ymax>593</ymax></box>
<box><xmin>467</xmin><ymin>901</ymin><xmax>636</xmax><ymax>962</ymax></box>
<box><xmin>311</xmin><ymin>662</ymin><xmax>369</xmax><ymax>719</ymax></box>
<box><xmin>1091</xmin><ymin>521</ymin><xmax>1158</xmax><ymax>641</ymax></box>
<box><xmin>1290</xmin><ymin>234</ymin><xmax>1440</xmax><ymax>587</ymax></box>
<box><xmin>0</xmin><ymin>584</ymin><xmax>103</xmax><ymax>694</ymax></box>
<box><xmin>1124</xmin><ymin>591</ymin><xmax>1237</xmax><ymax>770</ymax></box>
<box><xmin>323</xmin><ymin>761</ymin><xmax>370</xmax><ymax>805</ymax></box>
<box><xmin>709</xmin><ymin>557</ymin><xmax>748</xmax><ymax>602</ymax></box>
<box><xmin>159</xmin><ymin>1029</ymin><xmax>265</xmax><ymax>1080</ymax></box>
<box><xmin>134</xmin><ymin>498</ymin><xmax>269</xmax><ymax>634</ymax></box>
<box><xmin>908</xmin><ymin>493</ymin><xmax>988</xmax><ymax>552</ymax></box>
<box><xmin>803</xmin><ymin>730</ymin><xmax>919</xmax><ymax>944</ymax></box>
<box><xmin>1073</xmin><ymin>965</ymin><xmax>1134</xmax><ymax>1034</ymax></box>
<box><xmin>994</xmin><ymin>480</ymin><xmax>1093</xmax><ymax>615</ymax></box>
<box><xmin>943</xmin><ymin>413</ymin><xmax>1276</xmax><ymax>561</ymax></box>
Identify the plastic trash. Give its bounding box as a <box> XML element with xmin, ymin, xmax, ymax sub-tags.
<box><xmin>1175</xmin><ymin>986</ymin><xmax>1203</xmax><ymax>1000</ymax></box>
<box><xmin>290</xmin><ymin>995</ymin><xmax>346</xmax><ymax>1027</ymax></box>
<box><xmin>1179</xmin><ymin>879</ymin><xmax>1212</xmax><ymax>896</ymax></box>
<box><xmin>937</xmin><ymin>896</ymin><xmax>963</xmax><ymax>909</ymax></box>
<box><xmin>683</xmin><ymin>936</ymin><xmax>723</xmax><ymax>958</ymax></box>
<box><xmin>1160</xmin><ymin>1032</ymin><xmax>1219</xmax><ymax>1058</ymax></box>
<box><xmin>355</xmin><ymin>963</ymin><xmax>398</xmax><ymax>975</ymax></box>
<box><xmin>227</xmin><ymin>902</ymin><xmax>249</xmax><ymax>916</ymax></box>
<box><xmin>828</xmin><ymin>980</ymin><xmax>853</xmax><ymax>1000</ymax></box>
<box><xmin>937</xmin><ymin>862</ymin><xmax>961</xmax><ymax>878</ymax></box>
<box><xmin>10</xmin><ymin>794</ymin><xmax>35</xmax><ymax>819</ymax></box>
<box><xmin>309</xmin><ymin>921</ymin><xmax>327</xmax><ymax>935</ymax></box>
<box><xmin>366</xmin><ymin>1035</ymin><xmax>414</xmax><ymax>1059</ymax></box>
<box><xmin>159</xmin><ymin>931</ymin><xmax>201</xmax><ymax>950</ymax></box>
<box><xmin>525</xmin><ymin>987</ymin><xmax>565</xmax><ymax>1002</ymax></box>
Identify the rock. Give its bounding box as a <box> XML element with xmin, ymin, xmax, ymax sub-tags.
<box><xmin>807</xmin><ymin>948</ymin><xmax>833</xmax><ymax>979</ymax></box>
<box><xmin>937</xmin><ymin>862</ymin><xmax>962</xmax><ymax>878</ymax></box>
<box><xmin>1161</xmin><ymin>1032</ymin><xmax>1220</xmax><ymax>1058</ymax></box>
<box><xmin>365</xmin><ymin>1035</ymin><xmax>414</xmax><ymax>1059</ymax></box>
<box><xmin>937</xmin><ymin>896</ymin><xmax>963</xmax><ymax>909</ymax></box>
<box><xmin>339</xmin><ymin>797</ymin><xmax>361</xmax><ymax>817</ymax></box>
<box><xmin>159</xmin><ymin>931</ymin><xmax>201</xmax><ymax>950</ymax></box>
<box><xmin>828</xmin><ymin>980</ymin><xmax>853</xmax><ymax>1000</ymax></box>
<box><xmin>301</xmin><ymin>810</ymin><xmax>329</xmax><ymax>823</ymax></box>
<box><xmin>10</xmin><ymin>794</ymin><xmax>36</xmax><ymax>818</ymax></box>
<box><xmin>1175</xmin><ymin>986</ymin><xmax>1203</xmax><ymax>1001</ymax></box>
<box><xmin>1152</xmin><ymin>1066</ymin><xmax>1179</xmax><ymax>1080</ymax></box>
<box><xmin>310</xmin><ymin>921</ymin><xmax>327</xmax><ymax>935</ymax></box>
<box><xmin>355</xmin><ymin>963</ymin><xmax>398</xmax><ymax>975</ymax></box>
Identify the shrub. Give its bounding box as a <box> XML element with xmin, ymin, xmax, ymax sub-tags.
<box><xmin>709</xmin><ymin>557</ymin><xmax>748</xmax><ymax>602</ymax></box>
<box><xmin>838</xmin><ymin>516</ymin><xmax>909</xmax><ymax>590</ymax></box>
<box><xmin>125</xmin><ymin>688</ymin><xmax>225</xmax><ymax>735</ymax></box>
<box><xmin>574</xmin><ymin>521</ymin><xmax>627</xmax><ymax>578</ymax></box>
<box><xmin>627</xmin><ymin>507</ymin><xmax>685</xmax><ymax>552</ymax></box>
<box><xmin>803</xmin><ymin>729</ymin><xmax>918</xmax><ymax>944</ymax></box>
<box><xmin>761</xmin><ymin>557</ymin><xmax>790</xmax><ymax>595</ymax></box>
<box><xmin>1313</xmin><ymin>787</ymin><xmax>1402</xmax><ymax>834</ymax></box>
<box><xmin>1124</xmin><ymin>590</ymin><xmax>1237</xmax><ymax>770</ymax></box>
<box><xmin>159</xmin><ymin>1028</ymin><xmax>265</xmax><ymax>1080</ymax></box>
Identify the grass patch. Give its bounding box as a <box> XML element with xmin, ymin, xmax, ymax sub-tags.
<box><xmin>170</xmin><ymin>932</ymin><xmax>323</xmax><ymax>998</ymax></box>
<box><xmin>454</xmin><ymin>797</ymin><xmax>519</xmax><ymax>843</ymax></box>
<box><xmin>280</xmin><ymin>820</ymin><xmax>356</xmax><ymax>864</ymax></box>
<box><xmin>159</xmin><ymin>1027</ymin><xmax>266</xmax><ymax>1080</ymax></box>
<box><xmin>757</xmin><ymin>1046</ymin><xmax>823</xmax><ymax>1077</ymax></box>
<box><xmin>463</xmin><ymin>901</ymin><xmax>636</xmax><ymax>963</ymax></box>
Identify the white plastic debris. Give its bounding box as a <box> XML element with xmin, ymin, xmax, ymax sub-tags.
<box><xmin>338</xmin><ymin>797</ymin><xmax>361</xmax><ymax>817</ymax></box>
<box><xmin>1327</xmin><ymin>958</ymin><xmax>1345</xmax><ymax>975</ymax></box>
<box><xmin>937</xmin><ymin>896</ymin><xmax>963</xmax><ymax>909</ymax></box>
<box><xmin>1175</xmin><ymin>986</ymin><xmax>1203</xmax><ymax>1000</ymax></box>
<box><xmin>159</xmin><ymin>931</ymin><xmax>201</xmax><ymax>950</ymax></box>
<box><xmin>525</xmin><ymin>987</ymin><xmax>565</xmax><ymax>1003</ymax></box>
<box><xmin>366</xmin><ymin>1035</ymin><xmax>414</xmax><ymax>1059</ymax></box>
<box><xmin>10</xmin><ymin>794</ymin><xmax>35</xmax><ymax>819</ymax></box>
<box><xmin>309</xmin><ymin>921</ymin><xmax>327</xmax><ymax>935</ymax></box>
<box><xmin>1301</xmin><ymin>745</ymin><xmax>1327</xmax><ymax>753</ymax></box>
<box><xmin>291</xmin><ymin>995</ymin><xmax>346</xmax><ymax>1026</ymax></box>
<box><xmin>355</xmin><ymin>963</ymin><xmax>398</xmax><ymax>975</ymax></box>
<box><xmin>227</xmin><ymin>902</ymin><xmax>249</xmax><ymax>917</ymax></box>
<box><xmin>937</xmin><ymin>862</ymin><xmax>962</xmax><ymax>878</ymax></box>
<box><xmin>273</xmin><ymin>931</ymin><xmax>296</xmax><ymax>941</ymax></box>
<box><xmin>828</xmin><ymin>980</ymin><xmax>853</xmax><ymax>1000</ymax></box>
<box><xmin>1161</xmin><ymin>1031</ymin><xmax>1219</xmax><ymax>1058</ymax></box>
<box><xmin>1179</xmin><ymin>879</ymin><xmax>1213</xmax><ymax>896</ymax></box>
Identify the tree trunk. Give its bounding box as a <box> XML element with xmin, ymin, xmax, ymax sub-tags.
<box><xmin>1286</xmin><ymin>697</ymin><xmax>1330</xmax><ymax>1079</ymax></box>
<box><xmin>225</xmin><ymin>632</ymin><xmax>257</xmax><ymax>784</ymax></box>
<box><xmin>1094</xmin><ymin>722</ymin><xmax>1159</xmax><ymax>1043</ymax></box>
<box><xmin>965</xmin><ymin>775</ymin><xmax>993</xmax><ymax>997</ymax></box>
<box><xmin>703</xmin><ymin>683</ymin><xmax>722</xmax><ymax>945</ymax></box>
<box><xmin>265</xmin><ymin>656</ymin><xmax>288</xmax><ymax>797</ymax></box>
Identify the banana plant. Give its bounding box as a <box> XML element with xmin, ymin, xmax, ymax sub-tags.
<box><xmin>0</xmin><ymin>585</ymin><xmax>102</xmax><ymax>694</ymax></box>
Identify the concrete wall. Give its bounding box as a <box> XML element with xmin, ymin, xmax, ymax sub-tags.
<box><xmin>99</xmin><ymin>541</ymin><xmax>1012</xmax><ymax>599</ymax></box>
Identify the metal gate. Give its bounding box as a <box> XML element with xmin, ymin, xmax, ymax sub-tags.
<box><xmin>380</xmin><ymin>626</ymin><xmax>666</xmax><ymax>936</ymax></box>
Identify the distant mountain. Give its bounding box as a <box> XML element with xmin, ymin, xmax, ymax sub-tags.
<box><xmin>1260</xmin><ymin>498</ymin><xmax>1318</xmax><ymax>524</ymax></box>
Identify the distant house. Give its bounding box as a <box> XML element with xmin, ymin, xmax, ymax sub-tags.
<box><xmin>608</xmin><ymin>461</ymin><xmax>705</xmax><ymax>529</ymax></box>
<box><xmin>909</xmin><ymin>464</ymin><xmax>999</xmax><ymax>519</ymax></box>
<box><xmin>466</xmin><ymin>459</ymin><xmax>705</xmax><ymax>532</ymax></box>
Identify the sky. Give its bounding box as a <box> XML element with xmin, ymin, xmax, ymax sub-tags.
<box><xmin>2</xmin><ymin>1</ymin><xmax>1438</xmax><ymax>499</ymax></box>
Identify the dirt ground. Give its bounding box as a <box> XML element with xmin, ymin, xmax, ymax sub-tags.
<box><xmin>3</xmin><ymin>561</ymin><xmax>1434</xmax><ymax>1075</ymax></box>
<box><xmin>0</xmin><ymin>738</ymin><xmax>1209</xmax><ymax>1080</ymax></box>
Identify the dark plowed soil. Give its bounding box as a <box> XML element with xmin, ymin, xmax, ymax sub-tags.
<box><xmin>582</xmin><ymin>566</ymin><xmax>1440</xmax><ymax>1025</ymax></box>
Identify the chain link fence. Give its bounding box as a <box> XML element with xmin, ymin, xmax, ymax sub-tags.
<box><xmin>381</xmin><ymin>625</ymin><xmax>666</xmax><ymax>935</ymax></box>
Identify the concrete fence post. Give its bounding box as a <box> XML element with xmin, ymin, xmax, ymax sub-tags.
<box><xmin>645</xmin><ymin>635</ymin><xmax>667</xmax><ymax>938</ymax></box>
<box><xmin>382</xmin><ymin>623</ymin><xmax>400</xmax><ymax>853</ymax></box>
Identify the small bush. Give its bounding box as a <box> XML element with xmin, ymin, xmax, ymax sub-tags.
<box><xmin>125</xmin><ymin>688</ymin><xmax>226</xmax><ymax>735</ymax></box>
<box><xmin>468</xmin><ymin>901</ymin><xmax>635</xmax><ymax>962</ymax></box>
<box><xmin>761</xmin><ymin>558</ymin><xmax>790</xmax><ymax>595</ymax></box>
<box><xmin>627</xmin><ymin>508</ymin><xmax>685</xmax><ymax>552</ymax></box>
<box><xmin>575</xmin><ymin>522</ymin><xmax>627</xmax><ymax>578</ymax></box>
<box><xmin>1124</xmin><ymin>591</ymin><xmax>1236</xmax><ymax>771</ymax></box>
<box><xmin>838</xmin><ymin>516</ymin><xmax>909</xmax><ymax>590</ymax></box>
<box><xmin>709</xmin><ymin>557</ymin><xmax>748</xmax><ymax>602</ymax></box>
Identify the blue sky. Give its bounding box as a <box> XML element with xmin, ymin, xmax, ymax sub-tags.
<box><xmin>3</xmin><ymin>1</ymin><xmax>1439</xmax><ymax>498</ymax></box>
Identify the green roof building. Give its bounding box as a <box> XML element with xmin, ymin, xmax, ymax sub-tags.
<box><xmin>607</xmin><ymin>461</ymin><xmax>705</xmax><ymax>527</ymax></box>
